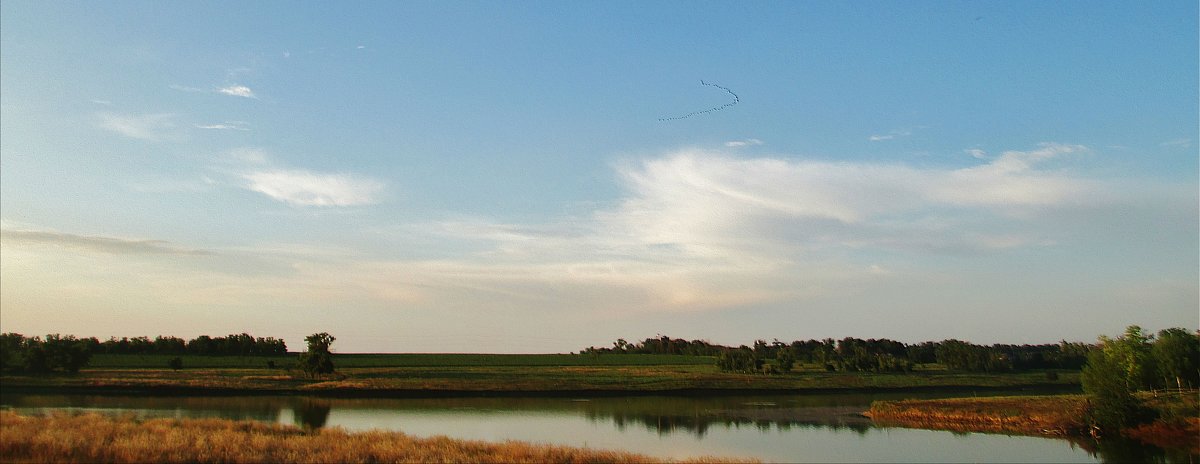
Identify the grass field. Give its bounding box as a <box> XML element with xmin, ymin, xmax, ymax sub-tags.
<box><xmin>3</xmin><ymin>358</ymin><xmax>1080</xmax><ymax>394</ymax></box>
<box><xmin>0</xmin><ymin>411</ymin><xmax>753</xmax><ymax>463</ymax></box>
<box><xmin>86</xmin><ymin>353</ymin><xmax>716</xmax><ymax>369</ymax></box>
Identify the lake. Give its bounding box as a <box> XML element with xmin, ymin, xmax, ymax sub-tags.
<box><xmin>0</xmin><ymin>390</ymin><xmax>1179</xmax><ymax>463</ymax></box>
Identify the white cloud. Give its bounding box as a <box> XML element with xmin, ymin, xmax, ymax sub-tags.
<box><xmin>1</xmin><ymin>228</ymin><xmax>212</xmax><ymax>256</ymax></box>
<box><xmin>169</xmin><ymin>84</ymin><xmax>206</xmax><ymax>93</ymax></box>
<box><xmin>1160</xmin><ymin>138</ymin><xmax>1192</xmax><ymax>148</ymax></box>
<box><xmin>195</xmin><ymin>122</ymin><xmax>249</xmax><ymax>131</ymax></box>
<box><xmin>90</xmin><ymin>99</ymin><xmax>112</xmax><ymax>105</ymax></box>
<box><xmin>869</xmin><ymin>128</ymin><xmax>915</xmax><ymax>142</ymax></box>
<box><xmin>365</xmin><ymin>143</ymin><xmax>1110</xmax><ymax>312</ymax></box>
<box><xmin>218</xmin><ymin>85</ymin><xmax>256</xmax><ymax>98</ymax></box>
<box><xmin>243</xmin><ymin>169</ymin><xmax>384</xmax><ymax>206</ymax></box>
<box><xmin>965</xmin><ymin>148</ymin><xmax>987</xmax><ymax>159</ymax></box>
<box><xmin>97</xmin><ymin>112</ymin><xmax>181</xmax><ymax>141</ymax></box>
<box><xmin>724</xmin><ymin>138</ymin><xmax>763</xmax><ymax>148</ymax></box>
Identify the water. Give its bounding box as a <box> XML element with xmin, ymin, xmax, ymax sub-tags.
<box><xmin>0</xmin><ymin>391</ymin><xmax>1184</xmax><ymax>463</ymax></box>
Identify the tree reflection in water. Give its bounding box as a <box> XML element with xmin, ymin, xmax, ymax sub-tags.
<box><xmin>294</xmin><ymin>399</ymin><xmax>331</xmax><ymax>430</ymax></box>
<box><xmin>587</xmin><ymin>409</ymin><xmax>873</xmax><ymax>438</ymax></box>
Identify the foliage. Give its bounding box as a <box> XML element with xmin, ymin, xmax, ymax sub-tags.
<box><xmin>1081</xmin><ymin>343</ymin><xmax>1148</xmax><ymax>433</ymax></box>
<box><xmin>1151</xmin><ymin>328</ymin><xmax>1200</xmax><ymax>389</ymax></box>
<box><xmin>715</xmin><ymin>348</ymin><xmax>761</xmax><ymax>374</ymax></box>
<box><xmin>298</xmin><ymin>332</ymin><xmax>336</xmax><ymax>378</ymax></box>
<box><xmin>592</xmin><ymin>335</ymin><xmax>1088</xmax><ymax>374</ymax></box>
<box><xmin>1099</xmin><ymin>325</ymin><xmax>1156</xmax><ymax>391</ymax></box>
<box><xmin>0</xmin><ymin>333</ymin><xmax>91</xmax><ymax>373</ymax></box>
<box><xmin>0</xmin><ymin>412</ymin><xmax>743</xmax><ymax>464</ymax></box>
<box><xmin>167</xmin><ymin>357</ymin><xmax>183</xmax><ymax>370</ymax></box>
<box><xmin>935</xmin><ymin>339</ymin><xmax>1011</xmax><ymax>373</ymax></box>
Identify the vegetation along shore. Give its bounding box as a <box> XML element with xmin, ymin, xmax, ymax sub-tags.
<box><xmin>0</xmin><ymin>411</ymin><xmax>752</xmax><ymax>463</ymax></box>
<box><xmin>866</xmin><ymin>391</ymin><xmax>1199</xmax><ymax>455</ymax></box>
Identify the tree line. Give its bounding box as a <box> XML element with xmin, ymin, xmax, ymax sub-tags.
<box><xmin>1081</xmin><ymin>326</ymin><xmax>1200</xmax><ymax>434</ymax></box>
<box><xmin>0</xmin><ymin>332</ymin><xmax>289</xmax><ymax>373</ymax></box>
<box><xmin>585</xmin><ymin>335</ymin><xmax>1101</xmax><ymax>374</ymax></box>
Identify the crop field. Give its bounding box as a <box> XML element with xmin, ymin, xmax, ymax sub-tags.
<box><xmin>86</xmin><ymin>353</ymin><xmax>715</xmax><ymax>369</ymax></box>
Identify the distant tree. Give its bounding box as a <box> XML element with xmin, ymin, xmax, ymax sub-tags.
<box><xmin>0</xmin><ymin>333</ymin><xmax>25</xmax><ymax>372</ymax></box>
<box><xmin>298</xmin><ymin>333</ymin><xmax>336</xmax><ymax>379</ymax></box>
<box><xmin>168</xmin><ymin>357</ymin><xmax>183</xmax><ymax>371</ymax></box>
<box><xmin>1151</xmin><ymin>328</ymin><xmax>1200</xmax><ymax>390</ymax></box>
<box><xmin>716</xmin><ymin>348</ymin><xmax>760</xmax><ymax>374</ymax></box>
<box><xmin>774</xmin><ymin>347</ymin><xmax>795</xmax><ymax>373</ymax></box>
<box><xmin>42</xmin><ymin>334</ymin><xmax>91</xmax><ymax>373</ymax></box>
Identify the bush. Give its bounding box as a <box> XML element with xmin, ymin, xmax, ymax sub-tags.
<box><xmin>1081</xmin><ymin>350</ymin><xmax>1150</xmax><ymax>434</ymax></box>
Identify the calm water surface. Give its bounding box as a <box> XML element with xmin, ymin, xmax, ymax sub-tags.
<box><xmin>0</xmin><ymin>391</ymin><xmax>1184</xmax><ymax>463</ymax></box>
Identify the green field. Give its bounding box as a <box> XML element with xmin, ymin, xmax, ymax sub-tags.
<box><xmin>87</xmin><ymin>353</ymin><xmax>715</xmax><ymax>369</ymax></box>
<box><xmin>5</xmin><ymin>353</ymin><xmax>1080</xmax><ymax>394</ymax></box>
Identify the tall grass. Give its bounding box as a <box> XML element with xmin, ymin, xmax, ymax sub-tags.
<box><xmin>0</xmin><ymin>411</ymin><xmax>752</xmax><ymax>463</ymax></box>
<box><xmin>866</xmin><ymin>394</ymin><xmax>1089</xmax><ymax>436</ymax></box>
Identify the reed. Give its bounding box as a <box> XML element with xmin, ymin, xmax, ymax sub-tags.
<box><xmin>0</xmin><ymin>411</ymin><xmax>753</xmax><ymax>463</ymax></box>
<box><xmin>866</xmin><ymin>394</ymin><xmax>1089</xmax><ymax>436</ymax></box>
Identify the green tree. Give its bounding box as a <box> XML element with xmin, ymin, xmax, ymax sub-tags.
<box><xmin>1151</xmin><ymin>328</ymin><xmax>1200</xmax><ymax>390</ymax></box>
<box><xmin>775</xmin><ymin>347</ymin><xmax>795</xmax><ymax>373</ymax></box>
<box><xmin>0</xmin><ymin>333</ymin><xmax>25</xmax><ymax>372</ymax></box>
<box><xmin>298</xmin><ymin>332</ymin><xmax>336</xmax><ymax>379</ymax></box>
<box><xmin>1081</xmin><ymin>348</ymin><xmax>1146</xmax><ymax>434</ymax></box>
<box><xmin>167</xmin><ymin>357</ymin><xmax>183</xmax><ymax>371</ymax></box>
<box><xmin>42</xmin><ymin>334</ymin><xmax>91</xmax><ymax>373</ymax></box>
<box><xmin>1100</xmin><ymin>325</ymin><xmax>1155</xmax><ymax>391</ymax></box>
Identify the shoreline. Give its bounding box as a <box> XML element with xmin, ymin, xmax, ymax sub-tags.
<box><xmin>0</xmin><ymin>381</ymin><xmax>1080</xmax><ymax>399</ymax></box>
<box><xmin>865</xmin><ymin>393</ymin><xmax>1200</xmax><ymax>454</ymax></box>
<box><xmin>0</xmin><ymin>411</ymin><xmax>754</xmax><ymax>463</ymax></box>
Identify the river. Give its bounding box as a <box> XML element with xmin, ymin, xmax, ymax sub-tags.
<box><xmin>0</xmin><ymin>390</ymin><xmax>1183</xmax><ymax>463</ymax></box>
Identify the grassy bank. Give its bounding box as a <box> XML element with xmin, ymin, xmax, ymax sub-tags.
<box><xmin>0</xmin><ymin>411</ymin><xmax>750</xmax><ymax>463</ymax></box>
<box><xmin>866</xmin><ymin>391</ymin><xmax>1199</xmax><ymax>453</ymax></box>
<box><xmin>0</xmin><ymin>364</ymin><xmax>1079</xmax><ymax>395</ymax></box>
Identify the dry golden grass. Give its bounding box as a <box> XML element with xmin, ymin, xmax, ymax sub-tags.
<box><xmin>865</xmin><ymin>395</ymin><xmax>1089</xmax><ymax>436</ymax></box>
<box><xmin>0</xmin><ymin>411</ymin><xmax>753</xmax><ymax>463</ymax></box>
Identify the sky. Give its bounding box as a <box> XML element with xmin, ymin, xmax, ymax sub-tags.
<box><xmin>1</xmin><ymin>1</ymin><xmax>1196</xmax><ymax>353</ymax></box>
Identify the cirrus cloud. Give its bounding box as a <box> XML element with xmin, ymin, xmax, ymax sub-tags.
<box><xmin>218</xmin><ymin>85</ymin><xmax>256</xmax><ymax>98</ymax></box>
<box><xmin>243</xmin><ymin>169</ymin><xmax>384</xmax><ymax>206</ymax></box>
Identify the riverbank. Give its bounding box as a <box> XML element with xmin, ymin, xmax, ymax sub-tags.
<box><xmin>0</xmin><ymin>411</ymin><xmax>752</xmax><ymax>463</ymax></box>
<box><xmin>0</xmin><ymin>365</ymin><xmax>1079</xmax><ymax>397</ymax></box>
<box><xmin>866</xmin><ymin>391</ymin><xmax>1199</xmax><ymax>453</ymax></box>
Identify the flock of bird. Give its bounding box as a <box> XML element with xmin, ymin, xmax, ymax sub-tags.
<box><xmin>658</xmin><ymin>80</ymin><xmax>740</xmax><ymax>122</ymax></box>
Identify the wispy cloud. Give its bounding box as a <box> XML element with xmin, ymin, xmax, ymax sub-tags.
<box><xmin>358</xmin><ymin>143</ymin><xmax>1130</xmax><ymax>312</ymax></box>
<box><xmin>89</xmin><ymin>99</ymin><xmax>112</xmax><ymax>105</ymax></box>
<box><xmin>169</xmin><ymin>84</ymin><xmax>206</xmax><ymax>93</ymax></box>
<box><xmin>724</xmin><ymin>138</ymin><xmax>763</xmax><ymax>148</ymax></box>
<box><xmin>243</xmin><ymin>169</ymin><xmax>384</xmax><ymax>206</ymax></box>
<box><xmin>1</xmin><ymin>228</ymin><xmax>212</xmax><ymax>256</ymax></box>
<box><xmin>965</xmin><ymin>148</ymin><xmax>988</xmax><ymax>159</ymax></box>
<box><xmin>217</xmin><ymin>85</ymin><xmax>256</xmax><ymax>98</ymax></box>
<box><xmin>195</xmin><ymin>121</ymin><xmax>249</xmax><ymax>131</ymax></box>
<box><xmin>96</xmin><ymin>112</ymin><xmax>181</xmax><ymax>141</ymax></box>
<box><xmin>1160</xmin><ymin>138</ymin><xmax>1192</xmax><ymax>148</ymax></box>
<box><xmin>869</xmin><ymin>128</ymin><xmax>915</xmax><ymax>142</ymax></box>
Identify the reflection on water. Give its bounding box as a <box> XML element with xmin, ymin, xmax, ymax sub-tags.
<box><xmin>1</xmin><ymin>391</ymin><xmax>1191</xmax><ymax>463</ymax></box>
<box><xmin>294</xmin><ymin>399</ymin><xmax>331</xmax><ymax>429</ymax></box>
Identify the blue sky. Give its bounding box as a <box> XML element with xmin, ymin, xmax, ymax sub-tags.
<box><xmin>1</xmin><ymin>1</ymin><xmax>1196</xmax><ymax>352</ymax></box>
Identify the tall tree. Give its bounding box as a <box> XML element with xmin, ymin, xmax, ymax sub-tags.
<box><xmin>298</xmin><ymin>333</ymin><xmax>336</xmax><ymax>379</ymax></box>
<box><xmin>1151</xmin><ymin>328</ymin><xmax>1200</xmax><ymax>390</ymax></box>
<box><xmin>1100</xmin><ymin>325</ymin><xmax>1155</xmax><ymax>390</ymax></box>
